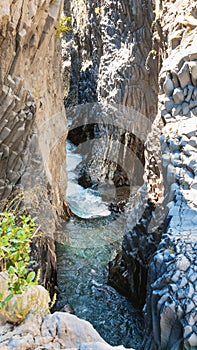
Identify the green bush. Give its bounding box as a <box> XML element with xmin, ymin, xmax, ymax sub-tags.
<box><xmin>0</xmin><ymin>212</ymin><xmax>38</xmax><ymax>308</ymax></box>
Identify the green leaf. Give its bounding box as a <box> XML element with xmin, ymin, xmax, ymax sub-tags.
<box><xmin>4</xmin><ymin>294</ymin><xmax>14</xmax><ymax>304</ymax></box>
<box><xmin>0</xmin><ymin>301</ymin><xmax>4</xmax><ymax>309</ymax></box>
<box><xmin>27</xmin><ymin>271</ymin><xmax>36</xmax><ymax>283</ymax></box>
<box><xmin>8</xmin><ymin>266</ymin><xmax>16</xmax><ymax>274</ymax></box>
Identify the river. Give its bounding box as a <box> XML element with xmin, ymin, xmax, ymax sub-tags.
<box><xmin>55</xmin><ymin>140</ymin><xmax>143</xmax><ymax>349</ymax></box>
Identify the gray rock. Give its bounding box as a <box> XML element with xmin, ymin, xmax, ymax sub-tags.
<box><xmin>182</xmin><ymin>102</ymin><xmax>190</xmax><ymax>115</ymax></box>
<box><xmin>172</xmin><ymin>104</ymin><xmax>182</xmax><ymax>116</ymax></box>
<box><xmin>178</xmin><ymin>62</ymin><xmax>191</xmax><ymax>88</ymax></box>
<box><xmin>192</xmin><ymin>87</ymin><xmax>197</xmax><ymax>100</ymax></box>
<box><xmin>0</xmin><ymin>127</ymin><xmax>11</xmax><ymax>142</ymax></box>
<box><xmin>189</xmin><ymin>100</ymin><xmax>197</xmax><ymax>109</ymax></box>
<box><xmin>173</xmin><ymin>87</ymin><xmax>185</xmax><ymax>104</ymax></box>
<box><xmin>176</xmin><ymin>256</ymin><xmax>190</xmax><ymax>272</ymax></box>
<box><xmin>171</xmin><ymin>71</ymin><xmax>180</xmax><ymax>88</ymax></box>
<box><xmin>189</xmin><ymin>61</ymin><xmax>197</xmax><ymax>86</ymax></box>
<box><xmin>191</xmin><ymin>107</ymin><xmax>197</xmax><ymax>116</ymax></box>
<box><xmin>163</xmin><ymin>73</ymin><xmax>174</xmax><ymax>96</ymax></box>
<box><xmin>187</xmin><ymin>332</ymin><xmax>197</xmax><ymax>348</ymax></box>
<box><xmin>185</xmin><ymin>85</ymin><xmax>194</xmax><ymax>102</ymax></box>
<box><xmin>164</xmin><ymin>97</ymin><xmax>174</xmax><ymax>112</ymax></box>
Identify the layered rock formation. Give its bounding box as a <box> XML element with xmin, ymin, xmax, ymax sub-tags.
<box><xmin>0</xmin><ymin>0</ymin><xmax>68</xmax><ymax>292</ymax></box>
<box><xmin>64</xmin><ymin>0</ymin><xmax>158</xmax><ymax>198</ymax></box>
<box><xmin>108</xmin><ymin>1</ymin><xmax>197</xmax><ymax>349</ymax></box>
<box><xmin>143</xmin><ymin>2</ymin><xmax>197</xmax><ymax>348</ymax></box>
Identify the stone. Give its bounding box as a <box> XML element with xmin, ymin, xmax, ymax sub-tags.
<box><xmin>191</xmin><ymin>107</ymin><xmax>197</xmax><ymax>116</ymax></box>
<box><xmin>189</xmin><ymin>100</ymin><xmax>197</xmax><ymax>109</ymax></box>
<box><xmin>176</xmin><ymin>256</ymin><xmax>190</xmax><ymax>272</ymax></box>
<box><xmin>0</xmin><ymin>272</ymin><xmax>50</xmax><ymax>325</ymax></box>
<box><xmin>189</xmin><ymin>61</ymin><xmax>197</xmax><ymax>86</ymax></box>
<box><xmin>171</xmin><ymin>104</ymin><xmax>182</xmax><ymax>116</ymax></box>
<box><xmin>164</xmin><ymin>97</ymin><xmax>174</xmax><ymax>112</ymax></box>
<box><xmin>187</xmin><ymin>332</ymin><xmax>197</xmax><ymax>347</ymax></box>
<box><xmin>185</xmin><ymin>85</ymin><xmax>194</xmax><ymax>102</ymax></box>
<box><xmin>171</xmin><ymin>71</ymin><xmax>180</xmax><ymax>88</ymax></box>
<box><xmin>192</xmin><ymin>88</ymin><xmax>197</xmax><ymax>100</ymax></box>
<box><xmin>163</xmin><ymin>73</ymin><xmax>174</xmax><ymax>96</ymax></box>
<box><xmin>178</xmin><ymin>62</ymin><xmax>191</xmax><ymax>88</ymax></box>
<box><xmin>178</xmin><ymin>117</ymin><xmax>197</xmax><ymax>138</ymax></box>
<box><xmin>0</xmin><ymin>312</ymin><xmax>133</xmax><ymax>350</ymax></box>
<box><xmin>173</xmin><ymin>87</ymin><xmax>185</xmax><ymax>104</ymax></box>
<box><xmin>182</xmin><ymin>102</ymin><xmax>190</xmax><ymax>115</ymax></box>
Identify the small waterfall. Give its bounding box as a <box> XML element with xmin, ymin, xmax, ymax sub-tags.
<box><xmin>66</xmin><ymin>140</ymin><xmax>111</xmax><ymax>219</ymax></box>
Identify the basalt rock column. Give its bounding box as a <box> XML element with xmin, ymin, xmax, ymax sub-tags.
<box><xmin>0</xmin><ymin>0</ymin><xmax>68</xmax><ymax>293</ymax></box>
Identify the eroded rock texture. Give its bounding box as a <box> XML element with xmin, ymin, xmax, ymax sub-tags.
<box><xmin>143</xmin><ymin>2</ymin><xmax>197</xmax><ymax>347</ymax></box>
<box><xmin>0</xmin><ymin>312</ymin><xmax>135</xmax><ymax>350</ymax></box>
<box><xmin>64</xmin><ymin>0</ymin><xmax>158</xmax><ymax>194</ymax></box>
<box><xmin>109</xmin><ymin>1</ymin><xmax>197</xmax><ymax>349</ymax></box>
<box><xmin>0</xmin><ymin>0</ymin><xmax>68</xmax><ymax>293</ymax></box>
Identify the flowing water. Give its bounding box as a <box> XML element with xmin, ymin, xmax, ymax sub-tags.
<box><xmin>55</xmin><ymin>140</ymin><xmax>144</xmax><ymax>349</ymax></box>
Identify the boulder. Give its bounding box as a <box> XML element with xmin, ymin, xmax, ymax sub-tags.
<box><xmin>0</xmin><ymin>272</ymin><xmax>50</xmax><ymax>325</ymax></box>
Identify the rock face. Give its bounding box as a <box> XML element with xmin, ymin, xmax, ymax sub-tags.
<box><xmin>64</xmin><ymin>0</ymin><xmax>158</xmax><ymax>189</ymax></box>
<box><xmin>143</xmin><ymin>3</ymin><xmax>197</xmax><ymax>347</ymax></box>
<box><xmin>0</xmin><ymin>1</ymin><xmax>68</xmax><ymax>292</ymax></box>
<box><xmin>0</xmin><ymin>312</ymin><xmax>135</xmax><ymax>350</ymax></box>
<box><xmin>108</xmin><ymin>1</ymin><xmax>197</xmax><ymax>349</ymax></box>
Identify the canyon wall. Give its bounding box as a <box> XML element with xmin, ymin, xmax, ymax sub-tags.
<box><xmin>64</xmin><ymin>0</ymin><xmax>158</xmax><ymax>194</ymax></box>
<box><xmin>0</xmin><ymin>0</ymin><xmax>68</xmax><ymax>292</ymax></box>
<box><xmin>109</xmin><ymin>1</ymin><xmax>197</xmax><ymax>349</ymax></box>
<box><xmin>64</xmin><ymin>0</ymin><xmax>197</xmax><ymax>347</ymax></box>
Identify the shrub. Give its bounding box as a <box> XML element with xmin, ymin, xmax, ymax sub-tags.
<box><xmin>0</xmin><ymin>212</ymin><xmax>38</xmax><ymax>308</ymax></box>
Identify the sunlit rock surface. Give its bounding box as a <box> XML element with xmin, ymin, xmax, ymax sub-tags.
<box><xmin>0</xmin><ymin>272</ymin><xmax>50</xmax><ymax>325</ymax></box>
<box><xmin>0</xmin><ymin>0</ymin><xmax>68</xmax><ymax>294</ymax></box>
<box><xmin>0</xmin><ymin>312</ymin><xmax>135</xmax><ymax>350</ymax></box>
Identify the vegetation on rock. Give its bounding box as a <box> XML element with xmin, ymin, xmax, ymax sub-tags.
<box><xmin>0</xmin><ymin>212</ymin><xmax>38</xmax><ymax>309</ymax></box>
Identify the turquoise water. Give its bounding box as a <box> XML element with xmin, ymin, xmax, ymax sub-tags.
<box><xmin>55</xmin><ymin>140</ymin><xmax>143</xmax><ymax>348</ymax></box>
<box><xmin>55</xmin><ymin>215</ymin><xmax>143</xmax><ymax>348</ymax></box>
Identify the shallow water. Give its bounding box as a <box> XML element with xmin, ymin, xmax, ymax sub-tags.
<box><xmin>55</xmin><ymin>141</ymin><xmax>144</xmax><ymax>349</ymax></box>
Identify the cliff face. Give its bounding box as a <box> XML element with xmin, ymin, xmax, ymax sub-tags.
<box><xmin>64</xmin><ymin>0</ymin><xmax>158</xmax><ymax>194</ymax></box>
<box><xmin>0</xmin><ymin>0</ymin><xmax>67</xmax><ymax>292</ymax></box>
<box><xmin>66</xmin><ymin>0</ymin><xmax>158</xmax><ymax>116</ymax></box>
<box><xmin>143</xmin><ymin>1</ymin><xmax>197</xmax><ymax>349</ymax></box>
<box><xmin>108</xmin><ymin>1</ymin><xmax>197</xmax><ymax>349</ymax></box>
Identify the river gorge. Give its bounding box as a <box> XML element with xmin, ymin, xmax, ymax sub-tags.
<box><xmin>0</xmin><ymin>0</ymin><xmax>197</xmax><ymax>349</ymax></box>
